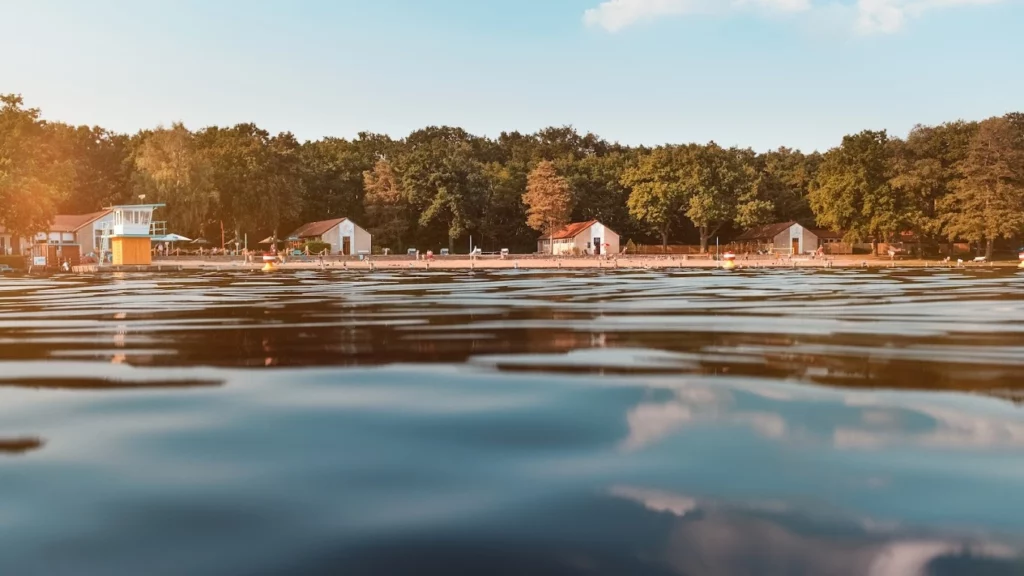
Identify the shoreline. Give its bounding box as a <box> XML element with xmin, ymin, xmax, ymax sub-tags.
<box><xmin>56</xmin><ymin>255</ymin><xmax>1024</xmax><ymax>273</ymax></box>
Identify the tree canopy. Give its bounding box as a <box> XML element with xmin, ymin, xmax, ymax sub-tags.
<box><xmin>1</xmin><ymin>92</ymin><xmax>1022</xmax><ymax>255</ymax></box>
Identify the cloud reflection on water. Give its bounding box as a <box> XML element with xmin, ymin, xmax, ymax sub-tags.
<box><xmin>610</xmin><ymin>485</ymin><xmax>1023</xmax><ymax>576</ymax></box>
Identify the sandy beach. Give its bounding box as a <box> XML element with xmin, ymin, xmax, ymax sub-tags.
<box><xmin>71</xmin><ymin>254</ymin><xmax>1022</xmax><ymax>272</ymax></box>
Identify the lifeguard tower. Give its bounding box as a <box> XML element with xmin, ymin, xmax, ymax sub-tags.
<box><xmin>107</xmin><ymin>203</ymin><xmax>165</xmax><ymax>266</ymax></box>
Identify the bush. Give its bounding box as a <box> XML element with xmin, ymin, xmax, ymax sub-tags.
<box><xmin>302</xmin><ymin>241</ymin><xmax>332</xmax><ymax>255</ymax></box>
<box><xmin>0</xmin><ymin>255</ymin><xmax>27</xmax><ymax>270</ymax></box>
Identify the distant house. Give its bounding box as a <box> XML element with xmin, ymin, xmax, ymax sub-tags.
<box><xmin>48</xmin><ymin>210</ymin><xmax>114</xmax><ymax>255</ymax></box>
<box><xmin>733</xmin><ymin>221</ymin><xmax>844</xmax><ymax>255</ymax></box>
<box><xmin>1</xmin><ymin>210</ymin><xmax>113</xmax><ymax>257</ymax></box>
<box><xmin>537</xmin><ymin>220</ymin><xmax>620</xmax><ymax>256</ymax></box>
<box><xmin>283</xmin><ymin>218</ymin><xmax>371</xmax><ymax>255</ymax></box>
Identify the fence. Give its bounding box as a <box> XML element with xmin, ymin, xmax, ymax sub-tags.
<box><xmin>627</xmin><ymin>244</ymin><xmax>706</xmax><ymax>255</ymax></box>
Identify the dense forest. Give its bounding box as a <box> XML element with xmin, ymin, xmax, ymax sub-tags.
<box><xmin>2</xmin><ymin>94</ymin><xmax>1022</xmax><ymax>256</ymax></box>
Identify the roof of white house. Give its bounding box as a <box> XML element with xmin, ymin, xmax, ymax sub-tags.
<box><xmin>543</xmin><ymin>220</ymin><xmax>616</xmax><ymax>241</ymax></box>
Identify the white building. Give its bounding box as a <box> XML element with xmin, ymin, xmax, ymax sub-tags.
<box><xmin>285</xmin><ymin>218</ymin><xmax>371</xmax><ymax>255</ymax></box>
<box><xmin>537</xmin><ymin>220</ymin><xmax>620</xmax><ymax>256</ymax></box>
<box><xmin>1</xmin><ymin>210</ymin><xmax>113</xmax><ymax>256</ymax></box>
<box><xmin>733</xmin><ymin>221</ymin><xmax>844</xmax><ymax>255</ymax></box>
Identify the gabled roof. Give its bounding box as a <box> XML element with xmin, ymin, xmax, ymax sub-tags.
<box><xmin>734</xmin><ymin>221</ymin><xmax>845</xmax><ymax>242</ymax></box>
<box><xmin>287</xmin><ymin>218</ymin><xmax>348</xmax><ymax>239</ymax></box>
<box><xmin>811</xmin><ymin>227</ymin><xmax>844</xmax><ymax>240</ymax></box>
<box><xmin>547</xmin><ymin>220</ymin><xmax>604</xmax><ymax>240</ymax></box>
<box><xmin>733</xmin><ymin>221</ymin><xmax>797</xmax><ymax>242</ymax></box>
<box><xmin>51</xmin><ymin>210</ymin><xmax>112</xmax><ymax>233</ymax></box>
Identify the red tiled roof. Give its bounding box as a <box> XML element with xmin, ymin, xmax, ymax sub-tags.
<box><xmin>547</xmin><ymin>220</ymin><xmax>599</xmax><ymax>240</ymax></box>
<box><xmin>49</xmin><ymin>210</ymin><xmax>111</xmax><ymax>233</ymax></box>
<box><xmin>287</xmin><ymin>218</ymin><xmax>348</xmax><ymax>239</ymax></box>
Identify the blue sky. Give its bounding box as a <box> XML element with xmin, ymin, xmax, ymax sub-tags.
<box><xmin>1</xmin><ymin>0</ymin><xmax>1021</xmax><ymax>151</ymax></box>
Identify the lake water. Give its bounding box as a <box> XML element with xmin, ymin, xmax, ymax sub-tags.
<box><xmin>2</xmin><ymin>269</ymin><xmax>1024</xmax><ymax>575</ymax></box>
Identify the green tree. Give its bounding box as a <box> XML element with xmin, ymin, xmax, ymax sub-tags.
<box><xmin>684</xmin><ymin>144</ymin><xmax>753</xmax><ymax>252</ymax></box>
<box><xmin>47</xmin><ymin>124</ymin><xmax>132</xmax><ymax>213</ymax></box>
<box><xmin>889</xmin><ymin>121</ymin><xmax>977</xmax><ymax>247</ymax></box>
<box><xmin>523</xmin><ymin>160</ymin><xmax>573</xmax><ymax>253</ymax></box>
<box><xmin>400</xmin><ymin>127</ymin><xmax>487</xmax><ymax>252</ymax></box>
<box><xmin>809</xmin><ymin>130</ymin><xmax>907</xmax><ymax>249</ymax></box>
<box><xmin>133</xmin><ymin>123</ymin><xmax>216</xmax><ymax>238</ymax></box>
<box><xmin>0</xmin><ymin>94</ymin><xmax>71</xmax><ymax>237</ymax></box>
<box><xmin>195</xmin><ymin>124</ymin><xmax>303</xmax><ymax>244</ymax></box>
<box><xmin>363</xmin><ymin>158</ymin><xmax>408</xmax><ymax>251</ymax></box>
<box><xmin>298</xmin><ymin>138</ymin><xmax>366</xmax><ymax>223</ymax></box>
<box><xmin>480</xmin><ymin>161</ymin><xmax>531</xmax><ymax>252</ymax></box>
<box><xmin>754</xmin><ymin>147</ymin><xmax>819</xmax><ymax>223</ymax></box>
<box><xmin>622</xmin><ymin>146</ymin><xmax>689</xmax><ymax>249</ymax></box>
<box><xmin>938</xmin><ymin>116</ymin><xmax>1024</xmax><ymax>258</ymax></box>
<box><xmin>566</xmin><ymin>152</ymin><xmax>638</xmax><ymax>241</ymax></box>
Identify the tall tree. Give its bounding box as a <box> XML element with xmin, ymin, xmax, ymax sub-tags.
<box><xmin>363</xmin><ymin>158</ymin><xmax>408</xmax><ymax>251</ymax></box>
<box><xmin>298</xmin><ymin>138</ymin><xmax>366</xmax><ymax>223</ymax></box>
<box><xmin>401</xmin><ymin>127</ymin><xmax>487</xmax><ymax>252</ymax></box>
<box><xmin>196</xmin><ymin>124</ymin><xmax>303</xmax><ymax>244</ymax></box>
<box><xmin>133</xmin><ymin>123</ymin><xmax>215</xmax><ymax>238</ymax></box>
<box><xmin>622</xmin><ymin>146</ymin><xmax>689</xmax><ymax>249</ymax></box>
<box><xmin>938</xmin><ymin>116</ymin><xmax>1024</xmax><ymax>258</ymax></box>
<box><xmin>566</xmin><ymin>152</ymin><xmax>639</xmax><ymax>241</ymax></box>
<box><xmin>809</xmin><ymin>130</ymin><xmax>906</xmax><ymax>249</ymax></box>
<box><xmin>48</xmin><ymin>124</ymin><xmax>132</xmax><ymax>213</ymax></box>
<box><xmin>0</xmin><ymin>94</ymin><xmax>72</xmax><ymax>237</ymax></box>
<box><xmin>753</xmin><ymin>147</ymin><xmax>819</xmax><ymax>223</ymax></box>
<box><xmin>523</xmin><ymin>160</ymin><xmax>573</xmax><ymax>253</ymax></box>
<box><xmin>889</xmin><ymin>121</ymin><xmax>977</xmax><ymax>246</ymax></box>
<box><xmin>684</xmin><ymin>143</ymin><xmax>752</xmax><ymax>252</ymax></box>
<box><xmin>480</xmin><ymin>161</ymin><xmax>531</xmax><ymax>252</ymax></box>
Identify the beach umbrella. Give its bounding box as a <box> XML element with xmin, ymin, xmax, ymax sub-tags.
<box><xmin>191</xmin><ymin>238</ymin><xmax>210</xmax><ymax>245</ymax></box>
<box><xmin>152</xmin><ymin>233</ymin><xmax>192</xmax><ymax>243</ymax></box>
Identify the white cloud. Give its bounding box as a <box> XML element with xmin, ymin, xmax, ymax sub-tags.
<box><xmin>583</xmin><ymin>0</ymin><xmax>1004</xmax><ymax>34</ymax></box>
<box><xmin>855</xmin><ymin>0</ymin><xmax>1004</xmax><ymax>34</ymax></box>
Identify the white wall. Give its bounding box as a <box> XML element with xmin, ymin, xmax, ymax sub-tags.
<box><xmin>551</xmin><ymin>238</ymin><xmax>576</xmax><ymax>256</ymax></box>
<box><xmin>590</xmin><ymin>222</ymin><xmax>619</xmax><ymax>255</ymax></box>
<box><xmin>75</xmin><ymin>213</ymin><xmax>114</xmax><ymax>254</ymax></box>
<box><xmin>771</xmin><ymin>224</ymin><xmax>820</xmax><ymax>254</ymax></box>
<box><xmin>801</xmin><ymin>227</ymin><xmax>820</xmax><ymax>253</ymax></box>
<box><xmin>352</xmin><ymin>222</ymin><xmax>372</xmax><ymax>254</ymax></box>
<box><xmin>317</xmin><ymin>220</ymin><xmax>372</xmax><ymax>255</ymax></box>
<box><xmin>320</xmin><ymin>225</ymin><xmax>342</xmax><ymax>254</ymax></box>
<box><xmin>337</xmin><ymin>220</ymin><xmax>355</xmax><ymax>255</ymax></box>
<box><xmin>548</xmin><ymin>222</ymin><xmax>620</xmax><ymax>256</ymax></box>
<box><xmin>772</xmin><ymin>228</ymin><xmax>790</xmax><ymax>251</ymax></box>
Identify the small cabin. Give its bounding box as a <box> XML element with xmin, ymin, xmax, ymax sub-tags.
<box><xmin>281</xmin><ymin>218</ymin><xmax>372</xmax><ymax>255</ymax></box>
<box><xmin>2</xmin><ymin>210</ymin><xmax>113</xmax><ymax>258</ymax></box>
<box><xmin>537</xmin><ymin>220</ymin><xmax>620</xmax><ymax>256</ymax></box>
<box><xmin>733</xmin><ymin>222</ymin><xmax>844</xmax><ymax>255</ymax></box>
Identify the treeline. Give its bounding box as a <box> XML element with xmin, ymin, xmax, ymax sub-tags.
<box><xmin>2</xmin><ymin>94</ymin><xmax>1022</xmax><ymax>255</ymax></box>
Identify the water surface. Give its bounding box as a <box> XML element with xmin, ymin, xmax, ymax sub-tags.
<box><xmin>2</xmin><ymin>269</ymin><xmax>1024</xmax><ymax>575</ymax></box>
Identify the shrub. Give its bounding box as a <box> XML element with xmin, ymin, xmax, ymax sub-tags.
<box><xmin>0</xmin><ymin>255</ymin><xmax>27</xmax><ymax>270</ymax></box>
<box><xmin>302</xmin><ymin>241</ymin><xmax>332</xmax><ymax>255</ymax></box>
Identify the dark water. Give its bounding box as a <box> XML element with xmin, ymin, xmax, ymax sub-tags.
<box><xmin>2</xmin><ymin>269</ymin><xmax>1024</xmax><ymax>576</ymax></box>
